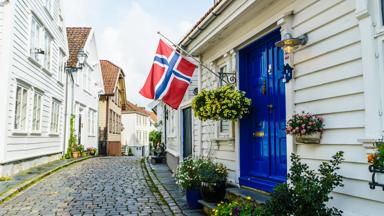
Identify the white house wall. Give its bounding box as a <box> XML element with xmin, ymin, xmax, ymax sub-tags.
<box><xmin>66</xmin><ymin>31</ymin><xmax>103</xmax><ymax>151</ymax></box>
<box><xmin>186</xmin><ymin>0</ymin><xmax>384</xmax><ymax>214</ymax></box>
<box><xmin>4</xmin><ymin>0</ymin><xmax>68</xmax><ymax>164</ymax></box>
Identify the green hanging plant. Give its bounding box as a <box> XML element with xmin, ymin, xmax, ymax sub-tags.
<box><xmin>192</xmin><ymin>85</ymin><xmax>251</xmax><ymax>121</ymax></box>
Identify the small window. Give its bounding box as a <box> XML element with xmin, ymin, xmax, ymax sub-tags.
<box><xmin>43</xmin><ymin>31</ymin><xmax>52</xmax><ymax>70</ymax></box>
<box><xmin>88</xmin><ymin>109</ymin><xmax>96</xmax><ymax>136</ymax></box>
<box><xmin>14</xmin><ymin>85</ymin><xmax>29</xmax><ymax>131</ymax></box>
<box><xmin>381</xmin><ymin>0</ymin><xmax>384</xmax><ymax>25</ymax></box>
<box><xmin>219</xmin><ymin>65</ymin><xmax>227</xmax><ymax>87</ymax></box>
<box><xmin>57</xmin><ymin>50</ymin><xmax>65</xmax><ymax>82</ymax></box>
<box><xmin>32</xmin><ymin>91</ymin><xmax>42</xmax><ymax>132</ymax></box>
<box><xmin>50</xmin><ymin>100</ymin><xmax>60</xmax><ymax>134</ymax></box>
<box><xmin>30</xmin><ymin>18</ymin><xmax>42</xmax><ymax>63</ymax></box>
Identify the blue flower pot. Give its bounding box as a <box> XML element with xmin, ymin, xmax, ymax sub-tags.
<box><xmin>186</xmin><ymin>188</ymin><xmax>202</xmax><ymax>209</ymax></box>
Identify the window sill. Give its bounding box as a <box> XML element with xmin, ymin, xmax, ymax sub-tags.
<box><xmin>212</xmin><ymin>137</ymin><xmax>234</xmax><ymax>142</ymax></box>
<box><xmin>83</xmin><ymin>89</ymin><xmax>92</xmax><ymax>96</ymax></box>
<box><xmin>88</xmin><ymin>135</ymin><xmax>96</xmax><ymax>137</ymax></box>
<box><xmin>49</xmin><ymin>133</ymin><xmax>60</xmax><ymax>137</ymax></box>
<box><xmin>42</xmin><ymin>67</ymin><xmax>52</xmax><ymax>76</ymax></box>
<box><xmin>57</xmin><ymin>81</ymin><xmax>64</xmax><ymax>86</ymax></box>
<box><xmin>28</xmin><ymin>57</ymin><xmax>42</xmax><ymax>68</ymax></box>
<box><xmin>30</xmin><ymin>132</ymin><xmax>42</xmax><ymax>136</ymax></box>
<box><xmin>12</xmin><ymin>131</ymin><xmax>29</xmax><ymax>136</ymax></box>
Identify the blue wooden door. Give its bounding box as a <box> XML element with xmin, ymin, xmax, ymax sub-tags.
<box><xmin>239</xmin><ymin>29</ymin><xmax>287</xmax><ymax>192</ymax></box>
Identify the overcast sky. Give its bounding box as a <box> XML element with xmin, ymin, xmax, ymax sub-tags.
<box><xmin>63</xmin><ymin>1</ymin><xmax>213</xmax><ymax>107</ymax></box>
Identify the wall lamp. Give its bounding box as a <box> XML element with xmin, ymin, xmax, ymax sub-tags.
<box><xmin>275</xmin><ymin>33</ymin><xmax>308</xmax><ymax>54</ymax></box>
<box><xmin>66</xmin><ymin>48</ymin><xmax>88</xmax><ymax>73</ymax></box>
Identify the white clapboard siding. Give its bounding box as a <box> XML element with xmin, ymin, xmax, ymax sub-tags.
<box><xmin>3</xmin><ymin>0</ymin><xmax>67</xmax><ymax>162</ymax></box>
<box><xmin>0</xmin><ymin>5</ymin><xmax>3</xmax><ymax>54</ymax></box>
<box><xmin>291</xmin><ymin>0</ymin><xmax>383</xmax><ymax>211</ymax></box>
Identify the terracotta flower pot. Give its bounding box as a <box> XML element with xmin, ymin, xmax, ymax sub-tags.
<box><xmin>72</xmin><ymin>151</ymin><xmax>80</xmax><ymax>159</ymax></box>
<box><xmin>295</xmin><ymin>132</ymin><xmax>322</xmax><ymax>144</ymax></box>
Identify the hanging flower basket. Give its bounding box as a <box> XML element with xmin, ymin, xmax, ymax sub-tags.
<box><xmin>192</xmin><ymin>85</ymin><xmax>252</xmax><ymax>121</ymax></box>
<box><xmin>286</xmin><ymin>112</ymin><xmax>324</xmax><ymax>144</ymax></box>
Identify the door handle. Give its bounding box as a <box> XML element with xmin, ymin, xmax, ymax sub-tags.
<box><xmin>253</xmin><ymin>131</ymin><xmax>264</xmax><ymax>137</ymax></box>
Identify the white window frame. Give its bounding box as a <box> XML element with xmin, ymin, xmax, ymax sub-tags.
<box><xmin>13</xmin><ymin>83</ymin><xmax>30</xmax><ymax>133</ymax></box>
<box><xmin>166</xmin><ymin>109</ymin><xmax>177</xmax><ymax>137</ymax></box>
<box><xmin>30</xmin><ymin>16</ymin><xmax>43</xmax><ymax>63</ymax></box>
<box><xmin>31</xmin><ymin>90</ymin><xmax>43</xmax><ymax>133</ymax></box>
<box><xmin>44</xmin><ymin>0</ymin><xmax>54</xmax><ymax>16</ymax></box>
<box><xmin>50</xmin><ymin>99</ymin><xmax>61</xmax><ymax>134</ymax></box>
<box><xmin>57</xmin><ymin>49</ymin><xmax>65</xmax><ymax>83</ymax></box>
<box><xmin>43</xmin><ymin>30</ymin><xmax>52</xmax><ymax>71</ymax></box>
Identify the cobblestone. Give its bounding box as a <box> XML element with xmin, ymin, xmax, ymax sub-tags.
<box><xmin>0</xmin><ymin>157</ymin><xmax>170</xmax><ymax>216</ymax></box>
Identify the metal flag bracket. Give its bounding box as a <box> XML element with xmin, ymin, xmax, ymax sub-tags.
<box><xmin>157</xmin><ymin>31</ymin><xmax>232</xmax><ymax>85</ymax></box>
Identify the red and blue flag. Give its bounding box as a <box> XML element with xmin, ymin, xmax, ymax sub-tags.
<box><xmin>140</xmin><ymin>39</ymin><xmax>197</xmax><ymax>109</ymax></box>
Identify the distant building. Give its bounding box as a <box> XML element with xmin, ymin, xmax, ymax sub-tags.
<box><xmin>121</xmin><ymin>101</ymin><xmax>156</xmax><ymax>156</ymax></box>
<box><xmin>0</xmin><ymin>0</ymin><xmax>68</xmax><ymax>176</ymax></box>
<box><xmin>65</xmin><ymin>27</ymin><xmax>104</xmax><ymax>153</ymax></box>
<box><xmin>99</xmin><ymin>60</ymin><xmax>127</xmax><ymax>156</ymax></box>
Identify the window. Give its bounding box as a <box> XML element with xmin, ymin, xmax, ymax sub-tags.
<box><xmin>83</xmin><ymin>67</ymin><xmax>88</xmax><ymax>91</ymax></box>
<box><xmin>382</xmin><ymin>0</ymin><xmax>384</xmax><ymax>25</ymax></box>
<box><xmin>217</xmin><ymin>64</ymin><xmax>231</xmax><ymax>138</ymax></box>
<box><xmin>14</xmin><ymin>85</ymin><xmax>29</xmax><ymax>131</ymax></box>
<box><xmin>50</xmin><ymin>100</ymin><xmax>60</xmax><ymax>134</ymax></box>
<box><xmin>30</xmin><ymin>18</ymin><xmax>42</xmax><ymax>62</ymax></box>
<box><xmin>87</xmin><ymin>69</ymin><xmax>92</xmax><ymax>92</ymax></box>
<box><xmin>57</xmin><ymin>50</ymin><xmax>65</xmax><ymax>82</ymax></box>
<box><xmin>45</xmin><ymin>0</ymin><xmax>54</xmax><ymax>14</ymax></box>
<box><xmin>109</xmin><ymin>110</ymin><xmax>113</xmax><ymax>133</ymax></box>
<box><xmin>43</xmin><ymin>31</ymin><xmax>52</xmax><ymax>70</ymax></box>
<box><xmin>88</xmin><ymin>109</ymin><xmax>96</xmax><ymax>136</ymax></box>
<box><xmin>32</xmin><ymin>91</ymin><xmax>42</xmax><ymax>132</ymax></box>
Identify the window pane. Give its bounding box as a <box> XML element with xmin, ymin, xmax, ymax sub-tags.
<box><xmin>14</xmin><ymin>86</ymin><xmax>22</xmax><ymax>129</ymax></box>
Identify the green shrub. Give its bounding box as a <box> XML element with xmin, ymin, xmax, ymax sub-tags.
<box><xmin>198</xmin><ymin>158</ymin><xmax>228</xmax><ymax>184</ymax></box>
<box><xmin>262</xmin><ymin>151</ymin><xmax>344</xmax><ymax>216</ymax></box>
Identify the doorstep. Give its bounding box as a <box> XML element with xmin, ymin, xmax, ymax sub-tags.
<box><xmin>0</xmin><ymin>156</ymin><xmax>90</xmax><ymax>204</ymax></box>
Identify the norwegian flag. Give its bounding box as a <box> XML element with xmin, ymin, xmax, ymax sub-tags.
<box><xmin>140</xmin><ymin>39</ymin><xmax>197</xmax><ymax>109</ymax></box>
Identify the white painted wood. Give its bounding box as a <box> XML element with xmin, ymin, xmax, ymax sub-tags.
<box><xmin>179</xmin><ymin>0</ymin><xmax>384</xmax><ymax>211</ymax></box>
<box><xmin>64</xmin><ymin>30</ymin><xmax>103</xmax><ymax>153</ymax></box>
<box><xmin>355</xmin><ymin>0</ymin><xmax>383</xmax><ymax>139</ymax></box>
<box><xmin>0</xmin><ymin>0</ymin><xmax>68</xmax><ymax>168</ymax></box>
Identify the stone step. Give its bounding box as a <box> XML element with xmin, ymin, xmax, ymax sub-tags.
<box><xmin>226</xmin><ymin>187</ymin><xmax>270</xmax><ymax>205</ymax></box>
<box><xmin>198</xmin><ymin>200</ymin><xmax>217</xmax><ymax>215</ymax></box>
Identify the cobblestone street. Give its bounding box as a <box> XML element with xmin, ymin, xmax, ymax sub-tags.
<box><xmin>0</xmin><ymin>157</ymin><xmax>171</xmax><ymax>216</ymax></box>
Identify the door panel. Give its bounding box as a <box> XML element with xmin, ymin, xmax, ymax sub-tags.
<box><xmin>239</xmin><ymin>29</ymin><xmax>287</xmax><ymax>192</ymax></box>
<box><xmin>182</xmin><ymin>107</ymin><xmax>192</xmax><ymax>158</ymax></box>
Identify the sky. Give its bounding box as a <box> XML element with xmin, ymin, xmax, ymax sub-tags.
<box><xmin>63</xmin><ymin>1</ymin><xmax>213</xmax><ymax>107</ymax></box>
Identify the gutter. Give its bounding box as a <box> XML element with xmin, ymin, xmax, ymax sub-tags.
<box><xmin>179</xmin><ymin>0</ymin><xmax>233</xmax><ymax>49</ymax></box>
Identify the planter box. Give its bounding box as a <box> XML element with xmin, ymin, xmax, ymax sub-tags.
<box><xmin>295</xmin><ymin>132</ymin><xmax>321</xmax><ymax>144</ymax></box>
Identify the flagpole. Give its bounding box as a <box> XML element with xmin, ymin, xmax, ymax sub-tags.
<box><xmin>157</xmin><ymin>31</ymin><xmax>229</xmax><ymax>84</ymax></box>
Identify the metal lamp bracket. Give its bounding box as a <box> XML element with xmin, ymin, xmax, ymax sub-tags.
<box><xmin>282</xmin><ymin>64</ymin><xmax>293</xmax><ymax>83</ymax></box>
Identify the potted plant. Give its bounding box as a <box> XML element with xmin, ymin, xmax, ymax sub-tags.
<box><xmin>175</xmin><ymin>157</ymin><xmax>203</xmax><ymax>209</ymax></box>
<box><xmin>198</xmin><ymin>159</ymin><xmax>228</xmax><ymax>203</ymax></box>
<box><xmin>71</xmin><ymin>143</ymin><xmax>81</xmax><ymax>159</ymax></box>
<box><xmin>192</xmin><ymin>85</ymin><xmax>252</xmax><ymax>121</ymax></box>
<box><xmin>286</xmin><ymin>112</ymin><xmax>324</xmax><ymax>144</ymax></box>
<box><xmin>87</xmin><ymin>147</ymin><xmax>97</xmax><ymax>156</ymax></box>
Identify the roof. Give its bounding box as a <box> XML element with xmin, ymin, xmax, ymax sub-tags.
<box><xmin>66</xmin><ymin>27</ymin><xmax>91</xmax><ymax>68</ymax></box>
<box><xmin>179</xmin><ymin>0</ymin><xmax>224</xmax><ymax>47</ymax></box>
<box><xmin>100</xmin><ymin>60</ymin><xmax>123</xmax><ymax>95</ymax></box>
<box><xmin>123</xmin><ymin>101</ymin><xmax>157</xmax><ymax>122</ymax></box>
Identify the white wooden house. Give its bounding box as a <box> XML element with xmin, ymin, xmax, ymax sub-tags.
<box><xmin>121</xmin><ymin>101</ymin><xmax>156</xmax><ymax>156</ymax></box>
<box><xmin>65</xmin><ymin>27</ymin><xmax>104</xmax><ymax>152</ymax></box>
<box><xmin>176</xmin><ymin>0</ymin><xmax>384</xmax><ymax>215</ymax></box>
<box><xmin>0</xmin><ymin>0</ymin><xmax>68</xmax><ymax>176</ymax></box>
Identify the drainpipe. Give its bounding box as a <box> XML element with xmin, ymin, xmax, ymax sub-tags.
<box><xmin>62</xmin><ymin>71</ymin><xmax>69</xmax><ymax>155</ymax></box>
